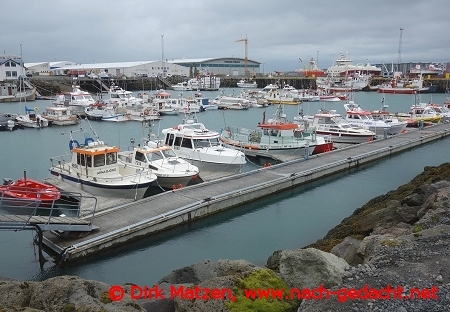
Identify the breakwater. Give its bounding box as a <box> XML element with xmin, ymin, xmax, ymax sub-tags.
<box><xmin>29</xmin><ymin>75</ymin><xmax>450</xmax><ymax>96</ymax></box>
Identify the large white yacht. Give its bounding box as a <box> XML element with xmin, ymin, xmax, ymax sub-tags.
<box><xmin>161</xmin><ymin>114</ymin><xmax>246</xmax><ymax>173</ymax></box>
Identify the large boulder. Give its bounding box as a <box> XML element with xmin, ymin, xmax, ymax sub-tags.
<box><xmin>173</xmin><ymin>276</ymin><xmax>234</xmax><ymax>312</ymax></box>
<box><xmin>330</xmin><ymin>236</ymin><xmax>363</xmax><ymax>265</ymax></box>
<box><xmin>158</xmin><ymin>259</ymin><xmax>218</xmax><ymax>285</ymax></box>
<box><xmin>0</xmin><ymin>275</ymin><xmax>145</xmax><ymax>312</ymax></box>
<box><xmin>278</xmin><ymin>248</ymin><xmax>348</xmax><ymax>289</ymax></box>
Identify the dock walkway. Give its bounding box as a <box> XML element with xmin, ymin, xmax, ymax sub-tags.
<box><xmin>43</xmin><ymin>123</ymin><xmax>450</xmax><ymax>262</ymax></box>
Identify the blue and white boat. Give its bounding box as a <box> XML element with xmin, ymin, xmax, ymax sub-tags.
<box><xmin>49</xmin><ymin>129</ymin><xmax>157</xmax><ymax>200</ymax></box>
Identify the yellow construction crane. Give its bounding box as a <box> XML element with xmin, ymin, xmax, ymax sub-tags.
<box><xmin>236</xmin><ymin>35</ymin><xmax>248</xmax><ymax>77</ymax></box>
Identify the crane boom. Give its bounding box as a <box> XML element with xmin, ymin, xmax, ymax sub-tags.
<box><xmin>235</xmin><ymin>35</ymin><xmax>248</xmax><ymax>77</ymax></box>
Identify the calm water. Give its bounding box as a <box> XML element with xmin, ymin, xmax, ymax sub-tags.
<box><xmin>0</xmin><ymin>89</ymin><xmax>448</xmax><ymax>285</ymax></box>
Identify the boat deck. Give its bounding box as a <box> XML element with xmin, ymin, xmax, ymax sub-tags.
<box><xmin>41</xmin><ymin>123</ymin><xmax>450</xmax><ymax>261</ymax></box>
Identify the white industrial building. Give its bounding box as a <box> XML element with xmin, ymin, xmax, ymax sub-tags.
<box><xmin>31</xmin><ymin>57</ymin><xmax>260</xmax><ymax>78</ymax></box>
<box><xmin>48</xmin><ymin>60</ymin><xmax>189</xmax><ymax>78</ymax></box>
<box><xmin>24</xmin><ymin>62</ymin><xmax>52</xmax><ymax>75</ymax></box>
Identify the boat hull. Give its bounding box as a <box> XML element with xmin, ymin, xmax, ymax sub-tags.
<box><xmin>49</xmin><ymin>170</ymin><xmax>152</xmax><ymax>200</ymax></box>
<box><xmin>377</xmin><ymin>88</ymin><xmax>429</xmax><ymax>94</ymax></box>
<box><xmin>156</xmin><ymin>174</ymin><xmax>197</xmax><ymax>189</ymax></box>
<box><xmin>316</xmin><ymin>131</ymin><xmax>374</xmax><ymax>144</ymax></box>
<box><xmin>312</xmin><ymin>142</ymin><xmax>333</xmax><ymax>154</ymax></box>
<box><xmin>187</xmin><ymin>159</ymin><xmax>245</xmax><ymax>174</ymax></box>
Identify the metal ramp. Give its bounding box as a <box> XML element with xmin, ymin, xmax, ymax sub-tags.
<box><xmin>96</xmin><ymin>78</ymin><xmax>110</xmax><ymax>92</ymax></box>
<box><xmin>157</xmin><ymin>76</ymin><xmax>172</xmax><ymax>89</ymax></box>
<box><xmin>0</xmin><ymin>214</ymin><xmax>92</xmax><ymax>231</ymax></box>
<box><xmin>0</xmin><ymin>192</ymin><xmax>97</xmax><ymax>232</ymax></box>
<box><xmin>0</xmin><ymin>191</ymin><xmax>97</xmax><ymax>266</ymax></box>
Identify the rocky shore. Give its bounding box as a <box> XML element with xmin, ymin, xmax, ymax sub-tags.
<box><xmin>1</xmin><ymin>162</ymin><xmax>450</xmax><ymax>311</ymax></box>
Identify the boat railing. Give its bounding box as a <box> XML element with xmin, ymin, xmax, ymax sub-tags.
<box><xmin>1</xmin><ymin>189</ymin><xmax>97</xmax><ymax>230</ymax></box>
<box><xmin>50</xmin><ymin>154</ymin><xmax>73</xmax><ymax>175</ymax></box>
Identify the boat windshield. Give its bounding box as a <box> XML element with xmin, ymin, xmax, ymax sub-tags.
<box><xmin>147</xmin><ymin>151</ymin><xmax>162</xmax><ymax>162</ymax></box>
<box><xmin>194</xmin><ymin>138</ymin><xmax>220</xmax><ymax>148</ymax></box>
<box><xmin>194</xmin><ymin>138</ymin><xmax>211</xmax><ymax>148</ymax></box>
<box><xmin>161</xmin><ymin>149</ymin><xmax>177</xmax><ymax>158</ymax></box>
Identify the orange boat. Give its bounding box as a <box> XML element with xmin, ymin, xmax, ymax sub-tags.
<box><xmin>0</xmin><ymin>178</ymin><xmax>61</xmax><ymax>204</ymax></box>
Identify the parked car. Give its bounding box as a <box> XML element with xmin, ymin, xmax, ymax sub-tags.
<box><xmin>136</xmin><ymin>73</ymin><xmax>148</xmax><ymax>78</ymax></box>
<box><xmin>99</xmin><ymin>72</ymin><xmax>110</xmax><ymax>79</ymax></box>
<box><xmin>87</xmin><ymin>72</ymin><xmax>98</xmax><ymax>79</ymax></box>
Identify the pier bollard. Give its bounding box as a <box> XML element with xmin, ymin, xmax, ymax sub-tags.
<box><xmin>384</xmin><ymin>128</ymin><xmax>388</xmax><ymax>139</ymax></box>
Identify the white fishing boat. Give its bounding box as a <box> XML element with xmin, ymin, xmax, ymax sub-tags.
<box><xmin>85</xmin><ymin>100</ymin><xmax>130</xmax><ymax>122</ymax></box>
<box><xmin>42</xmin><ymin>106</ymin><xmax>79</xmax><ymax>126</ymax></box>
<box><xmin>53</xmin><ymin>85</ymin><xmax>96</xmax><ymax>116</ymax></box>
<box><xmin>187</xmin><ymin>75</ymin><xmax>221</xmax><ymax>91</ymax></box>
<box><xmin>0</xmin><ymin>81</ymin><xmax>36</xmax><ymax>103</ymax></box>
<box><xmin>172</xmin><ymin>81</ymin><xmax>193</xmax><ymax>91</ymax></box>
<box><xmin>117</xmin><ymin>140</ymin><xmax>199</xmax><ymax>189</ymax></box>
<box><xmin>161</xmin><ymin>114</ymin><xmax>246</xmax><ymax>173</ymax></box>
<box><xmin>107</xmin><ymin>83</ymin><xmax>143</xmax><ymax>106</ymax></box>
<box><xmin>259</xmin><ymin>84</ymin><xmax>279</xmax><ymax>94</ymax></box>
<box><xmin>326</xmin><ymin>52</ymin><xmax>381</xmax><ymax>77</ymax></box>
<box><xmin>236</xmin><ymin>79</ymin><xmax>257</xmax><ymax>88</ymax></box>
<box><xmin>152</xmin><ymin>89</ymin><xmax>179</xmax><ymax>115</ymax></box>
<box><xmin>265</xmin><ymin>90</ymin><xmax>301</xmax><ymax>105</ymax></box>
<box><xmin>165</xmin><ymin>96</ymin><xmax>202</xmax><ymax>114</ymax></box>
<box><xmin>126</xmin><ymin>104</ymin><xmax>161</xmax><ymax>122</ymax></box>
<box><xmin>220</xmin><ymin>105</ymin><xmax>333</xmax><ymax>158</ymax></box>
<box><xmin>296</xmin><ymin>109</ymin><xmax>376</xmax><ymax>144</ymax></box>
<box><xmin>49</xmin><ymin>126</ymin><xmax>157</xmax><ymax>200</ymax></box>
<box><xmin>15</xmin><ymin>106</ymin><xmax>49</xmax><ymax>128</ymax></box>
<box><xmin>211</xmin><ymin>95</ymin><xmax>250</xmax><ymax>110</ymax></box>
<box><xmin>344</xmin><ymin>101</ymin><xmax>407</xmax><ymax>135</ymax></box>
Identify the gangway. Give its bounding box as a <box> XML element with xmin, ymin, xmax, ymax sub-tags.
<box><xmin>0</xmin><ymin>191</ymin><xmax>97</xmax><ymax>266</ymax></box>
<box><xmin>157</xmin><ymin>75</ymin><xmax>172</xmax><ymax>89</ymax></box>
<box><xmin>95</xmin><ymin>78</ymin><xmax>111</xmax><ymax>93</ymax></box>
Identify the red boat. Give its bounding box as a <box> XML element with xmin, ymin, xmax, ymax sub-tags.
<box><xmin>0</xmin><ymin>178</ymin><xmax>61</xmax><ymax>204</ymax></box>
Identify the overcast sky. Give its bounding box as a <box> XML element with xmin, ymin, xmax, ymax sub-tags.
<box><xmin>2</xmin><ymin>0</ymin><xmax>449</xmax><ymax>72</ymax></box>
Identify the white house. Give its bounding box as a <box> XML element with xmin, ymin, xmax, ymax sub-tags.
<box><xmin>0</xmin><ymin>55</ymin><xmax>26</xmax><ymax>81</ymax></box>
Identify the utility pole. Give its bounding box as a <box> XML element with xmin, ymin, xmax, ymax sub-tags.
<box><xmin>235</xmin><ymin>35</ymin><xmax>248</xmax><ymax>77</ymax></box>
<box><xmin>398</xmin><ymin>28</ymin><xmax>403</xmax><ymax>74</ymax></box>
<box><xmin>161</xmin><ymin>35</ymin><xmax>164</xmax><ymax>77</ymax></box>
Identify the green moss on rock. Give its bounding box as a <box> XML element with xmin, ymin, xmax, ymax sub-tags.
<box><xmin>226</xmin><ymin>269</ymin><xmax>298</xmax><ymax>312</ymax></box>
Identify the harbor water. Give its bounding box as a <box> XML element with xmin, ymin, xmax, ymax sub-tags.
<box><xmin>0</xmin><ymin>89</ymin><xmax>448</xmax><ymax>285</ymax></box>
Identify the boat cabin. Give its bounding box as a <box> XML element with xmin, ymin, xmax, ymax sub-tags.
<box><xmin>118</xmin><ymin>145</ymin><xmax>179</xmax><ymax>171</ymax></box>
<box><xmin>70</xmin><ymin>139</ymin><xmax>119</xmax><ymax>176</ymax></box>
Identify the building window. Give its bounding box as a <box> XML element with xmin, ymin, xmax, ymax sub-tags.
<box><xmin>11</xmin><ymin>62</ymin><xmax>16</xmax><ymax>67</ymax></box>
<box><xmin>5</xmin><ymin>61</ymin><xmax>10</xmax><ymax>67</ymax></box>
<box><xmin>5</xmin><ymin>71</ymin><xmax>11</xmax><ymax>77</ymax></box>
<box><xmin>12</xmin><ymin>71</ymin><xmax>17</xmax><ymax>77</ymax></box>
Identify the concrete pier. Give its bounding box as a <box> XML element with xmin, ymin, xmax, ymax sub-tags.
<box><xmin>42</xmin><ymin>123</ymin><xmax>450</xmax><ymax>262</ymax></box>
